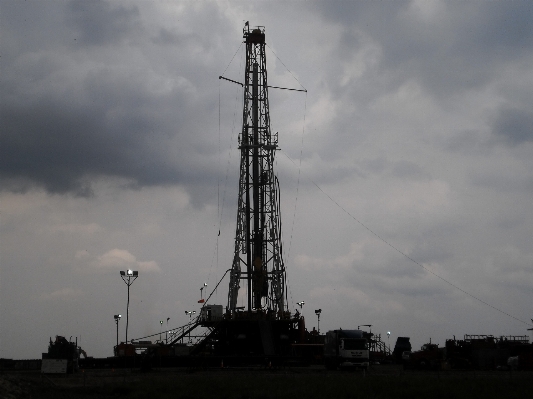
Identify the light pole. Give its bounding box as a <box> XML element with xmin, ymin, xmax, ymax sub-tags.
<box><xmin>120</xmin><ymin>269</ymin><xmax>138</xmax><ymax>343</ymax></box>
<box><xmin>185</xmin><ymin>310</ymin><xmax>196</xmax><ymax>344</ymax></box>
<box><xmin>114</xmin><ymin>314</ymin><xmax>121</xmax><ymax>348</ymax></box>
<box><xmin>159</xmin><ymin>320</ymin><xmax>163</xmax><ymax>342</ymax></box>
<box><xmin>199</xmin><ymin>283</ymin><xmax>207</xmax><ymax>303</ymax></box>
<box><xmin>315</xmin><ymin>309</ymin><xmax>322</xmax><ymax>334</ymax></box>
<box><xmin>296</xmin><ymin>301</ymin><xmax>304</xmax><ymax>320</ymax></box>
<box><xmin>166</xmin><ymin>317</ymin><xmax>170</xmax><ymax>344</ymax></box>
<box><xmin>387</xmin><ymin>331</ymin><xmax>391</xmax><ymax>355</ymax></box>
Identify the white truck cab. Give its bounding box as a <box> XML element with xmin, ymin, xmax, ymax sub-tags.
<box><xmin>324</xmin><ymin>329</ymin><xmax>369</xmax><ymax>370</ymax></box>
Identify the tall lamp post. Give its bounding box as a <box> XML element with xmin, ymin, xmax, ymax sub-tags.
<box><xmin>296</xmin><ymin>301</ymin><xmax>305</xmax><ymax>320</ymax></box>
<box><xmin>166</xmin><ymin>317</ymin><xmax>170</xmax><ymax>344</ymax></box>
<box><xmin>120</xmin><ymin>270</ymin><xmax>138</xmax><ymax>343</ymax></box>
<box><xmin>199</xmin><ymin>283</ymin><xmax>207</xmax><ymax>303</ymax></box>
<box><xmin>159</xmin><ymin>320</ymin><xmax>163</xmax><ymax>342</ymax></box>
<box><xmin>114</xmin><ymin>314</ymin><xmax>121</xmax><ymax>348</ymax></box>
<box><xmin>315</xmin><ymin>309</ymin><xmax>322</xmax><ymax>334</ymax></box>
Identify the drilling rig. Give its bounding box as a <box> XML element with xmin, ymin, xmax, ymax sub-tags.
<box><xmin>227</xmin><ymin>25</ymin><xmax>286</xmax><ymax>317</ymax></box>
<box><xmin>186</xmin><ymin>24</ymin><xmax>302</xmax><ymax>365</ymax></box>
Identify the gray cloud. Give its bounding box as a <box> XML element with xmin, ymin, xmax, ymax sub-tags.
<box><xmin>0</xmin><ymin>1</ymin><xmax>227</xmax><ymax>200</ymax></box>
<box><xmin>315</xmin><ymin>1</ymin><xmax>533</xmax><ymax>98</ymax></box>
<box><xmin>65</xmin><ymin>0</ymin><xmax>142</xmax><ymax>46</ymax></box>
<box><xmin>492</xmin><ymin>107</ymin><xmax>533</xmax><ymax>145</ymax></box>
<box><xmin>1</xmin><ymin>73</ymin><xmax>187</xmax><ymax>195</ymax></box>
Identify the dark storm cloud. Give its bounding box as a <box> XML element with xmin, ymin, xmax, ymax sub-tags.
<box><xmin>0</xmin><ymin>1</ymin><xmax>223</xmax><ymax>198</ymax></box>
<box><xmin>0</xmin><ymin>57</ymin><xmax>194</xmax><ymax>195</ymax></box>
<box><xmin>0</xmin><ymin>71</ymin><xmax>222</xmax><ymax>196</ymax></box>
<box><xmin>1</xmin><ymin>88</ymin><xmax>175</xmax><ymax>195</ymax></box>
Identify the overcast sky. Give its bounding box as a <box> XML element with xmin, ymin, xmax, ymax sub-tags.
<box><xmin>1</xmin><ymin>0</ymin><xmax>533</xmax><ymax>359</ymax></box>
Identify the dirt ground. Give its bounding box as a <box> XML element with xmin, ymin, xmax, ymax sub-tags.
<box><xmin>2</xmin><ymin>365</ymin><xmax>531</xmax><ymax>399</ymax></box>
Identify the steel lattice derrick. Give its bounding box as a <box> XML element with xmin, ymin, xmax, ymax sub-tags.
<box><xmin>227</xmin><ymin>25</ymin><xmax>286</xmax><ymax>316</ymax></box>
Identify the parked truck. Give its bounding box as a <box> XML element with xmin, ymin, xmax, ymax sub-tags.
<box><xmin>392</xmin><ymin>337</ymin><xmax>411</xmax><ymax>364</ymax></box>
<box><xmin>324</xmin><ymin>329</ymin><xmax>369</xmax><ymax>370</ymax></box>
<box><xmin>405</xmin><ymin>342</ymin><xmax>443</xmax><ymax>369</ymax></box>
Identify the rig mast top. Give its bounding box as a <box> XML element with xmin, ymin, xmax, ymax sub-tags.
<box><xmin>227</xmin><ymin>23</ymin><xmax>286</xmax><ymax>316</ymax></box>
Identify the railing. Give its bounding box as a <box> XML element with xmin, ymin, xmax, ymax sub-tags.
<box><xmin>369</xmin><ymin>333</ymin><xmax>392</xmax><ymax>356</ymax></box>
<box><xmin>464</xmin><ymin>334</ymin><xmax>494</xmax><ymax>341</ymax></box>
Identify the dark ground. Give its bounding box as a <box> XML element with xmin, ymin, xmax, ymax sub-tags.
<box><xmin>2</xmin><ymin>365</ymin><xmax>531</xmax><ymax>399</ymax></box>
